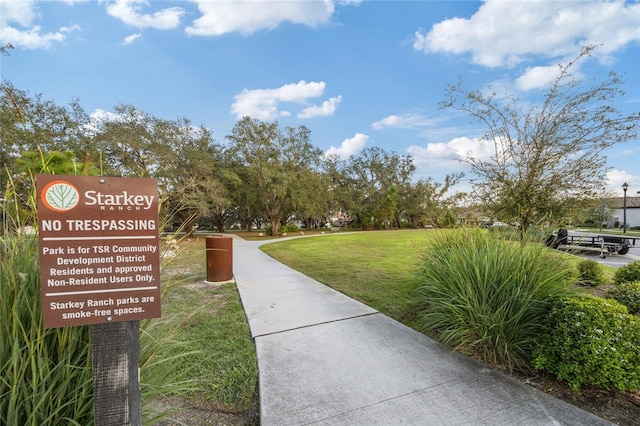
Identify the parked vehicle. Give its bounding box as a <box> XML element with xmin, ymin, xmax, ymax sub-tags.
<box><xmin>545</xmin><ymin>228</ymin><xmax>636</xmax><ymax>258</ymax></box>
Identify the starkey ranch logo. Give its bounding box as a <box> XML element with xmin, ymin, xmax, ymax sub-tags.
<box><xmin>41</xmin><ymin>179</ymin><xmax>155</xmax><ymax>212</ymax></box>
<box><xmin>41</xmin><ymin>180</ymin><xmax>80</xmax><ymax>212</ymax></box>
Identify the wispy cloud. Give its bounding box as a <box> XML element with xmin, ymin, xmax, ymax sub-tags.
<box><xmin>298</xmin><ymin>96</ymin><xmax>342</xmax><ymax>119</ymax></box>
<box><xmin>407</xmin><ymin>136</ymin><xmax>494</xmax><ymax>173</ymax></box>
<box><xmin>106</xmin><ymin>0</ymin><xmax>184</xmax><ymax>30</ymax></box>
<box><xmin>606</xmin><ymin>169</ymin><xmax>639</xmax><ymax>197</ymax></box>
<box><xmin>122</xmin><ymin>32</ymin><xmax>141</xmax><ymax>45</ymax></box>
<box><xmin>372</xmin><ymin>113</ymin><xmax>441</xmax><ymax>130</ymax></box>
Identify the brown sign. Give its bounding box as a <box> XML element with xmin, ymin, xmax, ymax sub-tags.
<box><xmin>37</xmin><ymin>175</ymin><xmax>161</xmax><ymax>328</ymax></box>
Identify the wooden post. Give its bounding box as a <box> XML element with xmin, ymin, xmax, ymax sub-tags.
<box><xmin>91</xmin><ymin>321</ymin><xmax>141</xmax><ymax>426</ymax></box>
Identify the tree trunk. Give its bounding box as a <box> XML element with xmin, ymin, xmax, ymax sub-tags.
<box><xmin>213</xmin><ymin>213</ymin><xmax>226</xmax><ymax>233</ymax></box>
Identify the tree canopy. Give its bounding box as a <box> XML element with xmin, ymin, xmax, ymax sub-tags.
<box><xmin>442</xmin><ymin>45</ymin><xmax>639</xmax><ymax>232</ymax></box>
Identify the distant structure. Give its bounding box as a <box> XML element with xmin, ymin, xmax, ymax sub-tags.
<box><xmin>607</xmin><ymin>196</ymin><xmax>640</xmax><ymax>229</ymax></box>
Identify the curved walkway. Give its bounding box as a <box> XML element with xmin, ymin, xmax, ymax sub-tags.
<box><xmin>231</xmin><ymin>234</ymin><xmax>611</xmax><ymax>425</ymax></box>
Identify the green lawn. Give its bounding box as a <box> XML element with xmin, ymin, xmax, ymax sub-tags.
<box><xmin>260</xmin><ymin>230</ymin><xmax>437</xmax><ymax>326</ymax></box>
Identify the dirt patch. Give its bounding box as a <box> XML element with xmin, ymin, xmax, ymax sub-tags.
<box><xmin>151</xmin><ymin>396</ymin><xmax>259</xmax><ymax>426</ymax></box>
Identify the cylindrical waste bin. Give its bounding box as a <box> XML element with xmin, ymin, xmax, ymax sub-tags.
<box><xmin>206</xmin><ymin>235</ymin><xmax>233</xmax><ymax>282</ymax></box>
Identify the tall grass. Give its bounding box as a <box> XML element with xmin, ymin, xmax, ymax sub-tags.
<box><xmin>416</xmin><ymin>229</ymin><xmax>575</xmax><ymax>372</ymax></box>
<box><xmin>1</xmin><ymin>234</ymin><xmax>94</xmax><ymax>425</ymax></box>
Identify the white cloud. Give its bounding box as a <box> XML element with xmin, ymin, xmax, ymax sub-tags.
<box><xmin>606</xmin><ymin>169</ymin><xmax>639</xmax><ymax>197</ymax></box>
<box><xmin>89</xmin><ymin>108</ymin><xmax>120</xmax><ymax>122</ymax></box>
<box><xmin>0</xmin><ymin>0</ymin><xmax>37</xmax><ymax>27</ymax></box>
<box><xmin>123</xmin><ymin>32</ymin><xmax>141</xmax><ymax>45</ymax></box>
<box><xmin>325</xmin><ymin>133</ymin><xmax>368</xmax><ymax>159</ymax></box>
<box><xmin>414</xmin><ymin>0</ymin><xmax>640</xmax><ymax>68</ymax></box>
<box><xmin>515</xmin><ymin>64</ymin><xmax>563</xmax><ymax>91</ymax></box>
<box><xmin>83</xmin><ymin>108</ymin><xmax>121</xmax><ymax>134</ymax></box>
<box><xmin>0</xmin><ymin>0</ymin><xmax>80</xmax><ymax>49</ymax></box>
<box><xmin>371</xmin><ymin>113</ymin><xmax>441</xmax><ymax>130</ymax></box>
<box><xmin>106</xmin><ymin>0</ymin><xmax>184</xmax><ymax>30</ymax></box>
<box><xmin>186</xmin><ymin>0</ymin><xmax>335</xmax><ymax>36</ymax></box>
<box><xmin>297</xmin><ymin>96</ymin><xmax>342</xmax><ymax>119</ymax></box>
<box><xmin>0</xmin><ymin>24</ymin><xmax>79</xmax><ymax>50</ymax></box>
<box><xmin>407</xmin><ymin>136</ymin><xmax>494</xmax><ymax>172</ymax></box>
<box><xmin>231</xmin><ymin>80</ymin><xmax>331</xmax><ymax>120</ymax></box>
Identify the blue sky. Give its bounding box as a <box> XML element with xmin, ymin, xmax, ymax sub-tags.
<box><xmin>1</xmin><ymin>0</ymin><xmax>639</xmax><ymax>197</ymax></box>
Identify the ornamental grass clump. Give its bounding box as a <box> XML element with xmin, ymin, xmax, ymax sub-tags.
<box><xmin>577</xmin><ymin>259</ymin><xmax>606</xmax><ymax>286</ymax></box>
<box><xmin>416</xmin><ymin>229</ymin><xmax>574</xmax><ymax>372</ymax></box>
<box><xmin>0</xmin><ymin>233</ymin><xmax>94</xmax><ymax>426</ymax></box>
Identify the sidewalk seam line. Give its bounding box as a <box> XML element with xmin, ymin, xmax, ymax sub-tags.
<box><xmin>300</xmin><ymin>379</ymin><xmax>462</xmax><ymax>425</ymax></box>
<box><xmin>251</xmin><ymin>311</ymin><xmax>380</xmax><ymax>339</ymax></box>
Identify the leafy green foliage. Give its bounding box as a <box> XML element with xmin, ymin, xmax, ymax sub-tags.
<box><xmin>416</xmin><ymin>229</ymin><xmax>574</xmax><ymax>372</ymax></box>
<box><xmin>324</xmin><ymin>146</ymin><xmax>416</xmax><ymax>230</ymax></box>
<box><xmin>533</xmin><ymin>296</ymin><xmax>640</xmax><ymax>392</ymax></box>
<box><xmin>577</xmin><ymin>259</ymin><xmax>606</xmax><ymax>286</ymax></box>
<box><xmin>608</xmin><ymin>282</ymin><xmax>640</xmax><ymax>315</ymax></box>
<box><xmin>438</xmin><ymin>209</ymin><xmax>457</xmax><ymax>228</ymax></box>
<box><xmin>18</xmin><ymin>150</ymin><xmax>96</xmax><ymax>176</ymax></box>
<box><xmin>279</xmin><ymin>223</ymin><xmax>300</xmax><ymax>234</ymax></box>
<box><xmin>226</xmin><ymin>117</ymin><xmax>325</xmax><ymax>236</ymax></box>
<box><xmin>613</xmin><ymin>260</ymin><xmax>640</xmax><ymax>285</ymax></box>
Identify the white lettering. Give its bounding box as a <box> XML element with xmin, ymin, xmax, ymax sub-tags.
<box><xmin>84</xmin><ymin>191</ymin><xmax>154</xmax><ymax>210</ymax></box>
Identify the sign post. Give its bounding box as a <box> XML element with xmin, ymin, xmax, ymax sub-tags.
<box><xmin>36</xmin><ymin>175</ymin><xmax>161</xmax><ymax>426</ymax></box>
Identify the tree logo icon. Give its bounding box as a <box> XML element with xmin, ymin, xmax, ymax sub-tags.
<box><xmin>41</xmin><ymin>180</ymin><xmax>80</xmax><ymax>212</ymax></box>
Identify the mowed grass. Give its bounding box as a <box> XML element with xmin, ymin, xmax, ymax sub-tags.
<box><xmin>260</xmin><ymin>230</ymin><xmax>436</xmax><ymax>325</ymax></box>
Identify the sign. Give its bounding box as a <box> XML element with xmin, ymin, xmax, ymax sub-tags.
<box><xmin>37</xmin><ymin>175</ymin><xmax>161</xmax><ymax>328</ymax></box>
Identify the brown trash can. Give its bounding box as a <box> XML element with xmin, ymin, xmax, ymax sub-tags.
<box><xmin>205</xmin><ymin>235</ymin><xmax>233</xmax><ymax>282</ymax></box>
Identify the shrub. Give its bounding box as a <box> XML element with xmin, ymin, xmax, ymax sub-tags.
<box><xmin>577</xmin><ymin>259</ymin><xmax>606</xmax><ymax>286</ymax></box>
<box><xmin>438</xmin><ymin>210</ymin><xmax>457</xmax><ymax>228</ymax></box>
<box><xmin>265</xmin><ymin>223</ymin><xmax>299</xmax><ymax>236</ymax></box>
<box><xmin>613</xmin><ymin>260</ymin><xmax>640</xmax><ymax>285</ymax></box>
<box><xmin>533</xmin><ymin>295</ymin><xmax>640</xmax><ymax>392</ymax></box>
<box><xmin>609</xmin><ymin>281</ymin><xmax>640</xmax><ymax>315</ymax></box>
<box><xmin>280</xmin><ymin>223</ymin><xmax>300</xmax><ymax>233</ymax></box>
<box><xmin>417</xmin><ymin>229</ymin><xmax>574</xmax><ymax>372</ymax></box>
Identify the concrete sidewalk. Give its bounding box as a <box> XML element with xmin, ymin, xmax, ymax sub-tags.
<box><xmin>231</xmin><ymin>235</ymin><xmax>611</xmax><ymax>425</ymax></box>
